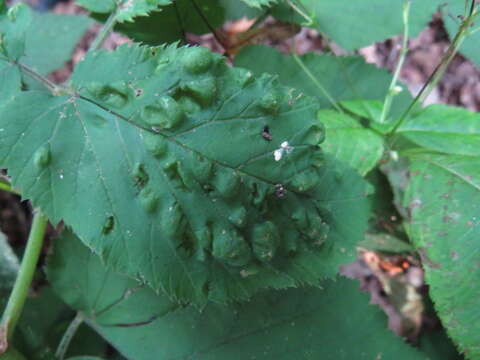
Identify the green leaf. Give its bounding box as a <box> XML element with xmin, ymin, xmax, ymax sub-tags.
<box><xmin>389</xmin><ymin>104</ymin><xmax>480</xmax><ymax>356</ymax></box>
<box><xmin>0</xmin><ymin>3</ymin><xmax>91</xmax><ymax>100</ymax></box>
<box><xmin>240</xmin><ymin>0</ymin><xmax>277</xmax><ymax>9</ymax></box>
<box><xmin>0</xmin><ymin>3</ymin><xmax>32</xmax><ymax>60</ymax></box>
<box><xmin>0</xmin><ymin>60</ymin><xmax>21</xmax><ymax>107</ymax></box>
<box><xmin>48</xmin><ymin>230</ymin><xmax>443</xmax><ymax>360</ymax></box>
<box><xmin>296</xmin><ymin>0</ymin><xmax>444</xmax><ymax>50</ymax></box>
<box><xmin>92</xmin><ymin>0</ymin><xmax>226</xmax><ymax>45</ymax></box>
<box><xmin>442</xmin><ymin>2</ymin><xmax>480</xmax><ymax>67</ymax></box>
<box><xmin>320</xmin><ymin>109</ymin><xmax>384</xmax><ymax>176</ymax></box>
<box><xmin>0</xmin><ymin>3</ymin><xmax>29</xmax><ymax>106</ymax></box>
<box><xmin>77</xmin><ymin>0</ymin><xmax>171</xmax><ymax>23</ymax></box>
<box><xmin>402</xmin><ymin>152</ymin><xmax>480</xmax><ymax>358</ymax></box>
<box><xmin>0</xmin><ymin>44</ymin><xmax>370</xmax><ymax>304</ymax></box>
<box><xmin>235</xmin><ymin>45</ymin><xmax>412</xmax><ymax>120</ymax></box>
<box><xmin>22</xmin><ymin>13</ymin><xmax>92</xmax><ymax>75</ymax></box>
<box><xmin>397</xmin><ymin>104</ymin><xmax>480</xmax><ymax>156</ymax></box>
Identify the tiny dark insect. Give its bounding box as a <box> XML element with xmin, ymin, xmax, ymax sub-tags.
<box><xmin>262</xmin><ymin>126</ymin><xmax>272</xmax><ymax>141</ymax></box>
<box><xmin>275</xmin><ymin>184</ymin><xmax>286</xmax><ymax>198</ymax></box>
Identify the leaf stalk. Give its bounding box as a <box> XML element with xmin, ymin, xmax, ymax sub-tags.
<box><xmin>55</xmin><ymin>312</ymin><xmax>84</xmax><ymax>360</ymax></box>
<box><xmin>379</xmin><ymin>0</ymin><xmax>410</xmax><ymax>124</ymax></box>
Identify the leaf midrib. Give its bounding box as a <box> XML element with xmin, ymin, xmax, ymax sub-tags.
<box><xmin>76</xmin><ymin>94</ymin><xmax>318</xmax><ymax>197</ymax></box>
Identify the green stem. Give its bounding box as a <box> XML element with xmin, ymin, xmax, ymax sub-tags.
<box><xmin>0</xmin><ymin>211</ymin><xmax>48</xmax><ymax>348</ymax></box>
<box><xmin>89</xmin><ymin>10</ymin><xmax>118</xmax><ymax>52</ymax></box>
<box><xmin>292</xmin><ymin>53</ymin><xmax>342</xmax><ymax>112</ymax></box>
<box><xmin>380</xmin><ymin>0</ymin><xmax>410</xmax><ymax>124</ymax></box>
<box><xmin>389</xmin><ymin>4</ymin><xmax>478</xmax><ymax>136</ymax></box>
<box><xmin>55</xmin><ymin>312</ymin><xmax>84</xmax><ymax>360</ymax></box>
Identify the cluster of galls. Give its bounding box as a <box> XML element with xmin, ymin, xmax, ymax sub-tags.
<box><xmin>87</xmin><ymin>44</ymin><xmax>329</xmax><ymax>277</ymax></box>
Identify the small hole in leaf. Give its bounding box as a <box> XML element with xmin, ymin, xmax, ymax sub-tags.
<box><xmin>102</xmin><ymin>216</ymin><xmax>115</xmax><ymax>235</ymax></box>
<box><xmin>262</xmin><ymin>126</ymin><xmax>272</xmax><ymax>141</ymax></box>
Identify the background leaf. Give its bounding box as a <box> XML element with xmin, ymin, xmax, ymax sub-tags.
<box><xmin>391</xmin><ymin>105</ymin><xmax>480</xmax><ymax>358</ymax></box>
<box><xmin>22</xmin><ymin>13</ymin><xmax>92</xmax><ymax>75</ymax></box>
<box><xmin>0</xmin><ymin>3</ymin><xmax>31</xmax><ymax>106</ymax></box>
<box><xmin>235</xmin><ymin>45</ymin><xmax>412</xmax><ymax>121</ymax></box>
<box><xmin>92</xmin><ymin>0</ymin><xmax>228</xmax><ymax>45</ymax></box>
<box><xmin>397</xmin><ymin>104</ymin><xmax>480</xmax><ymax>156</ymax></box>
<box><xmin>47</xmin><ymin>230</ymin><xmax>453</xmax><ymax>360</ymax></box>
<box><xmin>77</xmin><ymin>0</ymin><xmax>171</xmax><ymax>23</ymax></box>
<box><xmin>0</xmin><ymin>44</ymin><xmax>370</xmax><ymax>304</ymax></box>
<box><xmin>294</xmin><ymin>0</ymin><xmax>444</xmax><ymax>50</ymax></box>
<box><xmin>403</xmin><ymin>152</ymin><xmax>480</xmax><ymax>358</ymax></box>
<box><xmin>319</xmin><ymin>109</ymin><xmax>384</xmax><ymax>175</ymax></box>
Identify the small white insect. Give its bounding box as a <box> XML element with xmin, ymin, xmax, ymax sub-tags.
<box><xmin>274</xmin><ymin>141</ymin><xmax>294</xmax><ymax>161</ymax></box>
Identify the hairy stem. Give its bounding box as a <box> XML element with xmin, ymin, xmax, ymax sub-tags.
<box><xmin>89</xmin><ymin>10</ymin><xmax>118</xmax><ymax>52</ymax></box>
<box><xmin>389</xmin><ymin>2</ymin><xmax>478</xmax><ymax>136</ymax></box>
<box><xmin>292</xmin><ymin>53</ymin><xmax>342</xmax><ymax>112</ymax></box>
<box><xmin>0</xmin><ymin>211</ymin><xmax>48</xmax><ymax>348</ymax></box>
<box><xmin>380</xmin><ymin>0</ymin><xmax>410</xmax><ymax>124</ymax></box>
<box><xmin>55</xmin><ymin>312</ymin><xmax>84</xmax><ymax>360</ymax></box>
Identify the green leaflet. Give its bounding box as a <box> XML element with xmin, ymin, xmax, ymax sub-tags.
<box><xmin>47</xmin><ymin>230</ymin><xmax>449</xmax><ymax>360</ymax></box>
<box><xmin>22</xmin><ymin>13</ymin><xmax>92</xmax><ymax>75</ymax></box>
<box><xmin>0</xmin><ymin>2</ymin><xmax>32</xmax><ymax>61</ymax></box>
<box><xmin>319</xmin><ymin>110</ymin><xmax>384</xmax><ymax>176</ymax></box>
<box><xmin>235</xmin><ymin>45</ymin><xmax>412</xmax><ymax>121</ymax></box>
<box><xmin>390</xmin><ymin>104</ymin><xmax>480</xmax><ymax>357</ymax></box>
<box><xmin>0</xmin><ymin>3</ymin><xmax>91</xmax><ymax>100</ymax></box>
<box><xmin>91</xmin><ymin>0</ymin><xmax>227</xmax><ymax>45</ymax></box>
<box><xmin>0</xmin><ymin>3</ymin><xmax>29</xmax><ymax>107</ymax></box>
<box><xmin>0</xmin><ymin>60</ymin><xmax>21</xmax><ymax>108</ymax></box>
<box><xmin>76</xmin><ymin>0</ymin><xmax>171</xmax><ymax>23</ymax></box>
<box><xmin>1</xmin><ymin>4</ymin><xmax>91</xmax><ymax>75</ymax></box>
<box><xmin>0</xmin><ymin>44</ymin><xmax>370</xmax><ymax>304</ymax></box>
<box><xmin>397</xmin><ymin>104</ymin><xmax>480</xmax><ymax>157</ymax></box>
<box><xmin>281</xmin><ymin>0</ymin><xmax>444</xmax><ymax>50</ymax></box>
<box><xmin>90</xmin><ymin>0</ymin><xmax>260</xmax><ymax>46</ymax></box>
<box><xmin>403</xmin><ymin>153</ymin><xmax>480</xmax><ymax>358</ymax></box>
